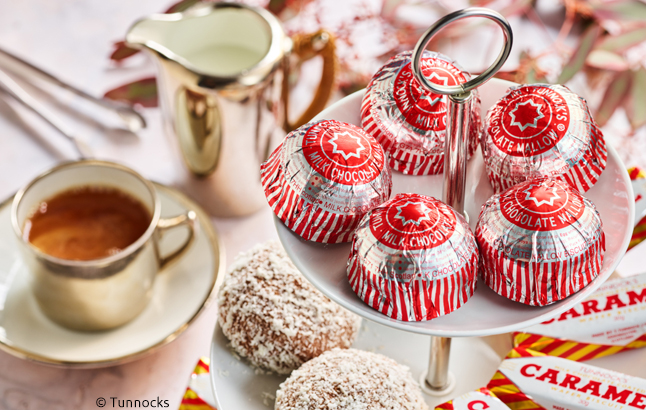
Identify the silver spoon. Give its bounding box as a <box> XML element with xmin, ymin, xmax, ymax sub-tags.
<box><xmin>0</xmin><ymin>68</ymin><xmax>93</xmax><ymax>159</ymax></box>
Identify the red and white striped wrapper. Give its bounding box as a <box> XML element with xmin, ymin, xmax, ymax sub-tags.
<box><xmin>261</xmin><ymin>119</ymin><xmax>392</xmax><ymax>243</ymax></box>
<box><xmin>475</xmin><ymin>177</ymin><xmax>605</xmax><ymax>306</ymax></box>
<box><xmin>361</xmin><ymin>50</ymin><xmax>481</xmax><ymax>175</ymax></box>
<box><xmin>482</xmin><ymin>84</ymin><xmax>607</xmax><ymax>193</ymax></box>
<box><xmin>347</xmin><ymin>193</ymin><xmax>479</xmax><ymax>321</ymax></box>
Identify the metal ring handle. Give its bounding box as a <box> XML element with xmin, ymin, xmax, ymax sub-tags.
<box><xmin>412</xmin><ymin>7</ymin><xmax>513</xmax><ymax>95</ymax></box>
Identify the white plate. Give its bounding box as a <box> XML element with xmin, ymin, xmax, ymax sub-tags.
<box><xmin>0</xmin><ymin>183</ymin><xmax>224</xmax><ymax>367</ymax></box>
<box><xmin>276</xmin><ymin>79</ymin><xmax>635</xmax><ymax>337</ymax></box>
<box><xmin>210</xmin><ymin>319</ymin><xmax>507</xmax><ymax>409</ymax></box>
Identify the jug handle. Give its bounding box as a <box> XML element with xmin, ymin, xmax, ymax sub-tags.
<box><xmin>283</xmin><ymin>29</ymin><xmax>337</xmax><ymax>132</ymax></box>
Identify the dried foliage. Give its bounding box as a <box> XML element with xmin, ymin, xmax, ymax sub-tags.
<box><xmin>105</xmin><ymin>0</ymin><xmax>646</xmax><ymax>131</ymax></box>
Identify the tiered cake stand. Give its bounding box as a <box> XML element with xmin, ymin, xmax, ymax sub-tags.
<box><xmin>210</xmin><ymin>8</ymin><xmax>634</xmax><ymax>408</ymax></box>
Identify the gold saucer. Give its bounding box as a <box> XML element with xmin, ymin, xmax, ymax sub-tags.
<box><xmin>0</xmin><ymin>182</ymin><xmax>224</xmax><ymax>368</ymax></box>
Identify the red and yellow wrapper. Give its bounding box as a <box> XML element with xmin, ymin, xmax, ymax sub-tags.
<box><xmin>179</xmin><ymin>358</ymin><xmax>216</xmax><ymax>410</ymax></box>
<box><xmin>629</xmin><ymin>167</ymin><xmax>646</xmax><ymax>250</ymax></box>
<box><xmin>347</xmin><ymin>193</ymin><xmax>479</xmax><ymax>321</ymax></box>
<box><xmin>361</xmin><ymin>50</ymin><xmax>481</xmax><ymax>175</ymax></box>
<box><xmin>513</xmin><ymin>272</ymin><xmax>646</xmax><ymax>361</ymax></box>
<box><xmin>476</xmin><ymin>177</ymin><xmax>605</xmax><ymax>306</ymax></box>
<box><xmin>261</xmin><ymin>119</ymin><xmax>392</xmax><ymax>243</ymax></box>
<box><xmin>488</xmin><ymin>348</ymin><xmax>646</xmax><ymax>410</ymax></box>
<box><xmin>435</xmin><ymin>388</ymin><xmax>507</xmax><ymax>410</ymax></box>
<box><xmin>482</xmin><ymin>84</ymin><xmax>607</xmax><ymax>193</ymax></box>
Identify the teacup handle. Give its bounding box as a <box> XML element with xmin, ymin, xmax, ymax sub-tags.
<box><xmin>284</xmin><ymin>29</ymin><xmax>337</xmax><ymax>132</ymax></box>
<box><xmin>155</xmin><ymin>210</ymin><xmax>197</xmax><ymax>269</ymax></box>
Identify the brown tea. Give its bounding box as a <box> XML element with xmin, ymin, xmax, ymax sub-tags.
<box><xmin>24</xmin><ymin>186</ymin><xmax>152</xmax><ymax>261</ymax></box>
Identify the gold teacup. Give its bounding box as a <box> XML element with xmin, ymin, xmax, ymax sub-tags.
<box><xmin>11</xmin><ymin>160</ymin><xmax>195</xmax><ymax>331</ymax></box>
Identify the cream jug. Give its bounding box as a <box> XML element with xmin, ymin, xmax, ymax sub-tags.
<box><xmin>126</xmin><ymin>2</ymin><xmax>335</xmax><ymax>216</ymax></box>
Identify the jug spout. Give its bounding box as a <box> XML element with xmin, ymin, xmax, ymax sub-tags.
<box><xmin>125</xmin><ymin>15</ymin><xmax>175</xmax><ymax>53</ymax></box>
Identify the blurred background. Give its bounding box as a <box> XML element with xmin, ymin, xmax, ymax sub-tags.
<box><xmin>104</xmin><ymin>0</ymin><xmax>646</xmax><ymax>168</ymax></box>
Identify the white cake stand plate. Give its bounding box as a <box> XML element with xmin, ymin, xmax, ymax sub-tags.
<box><xmin>275</xmin><ymin>79</ymin><xmax>635</xmax><ymax>337</ymax></box>
<box><xmin>209</xmin><ymin>78</ymin><xmax>635</xmax><ymax>408</ymax></box>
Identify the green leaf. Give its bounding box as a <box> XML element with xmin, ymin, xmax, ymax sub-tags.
<box><xmin>624</xmin><ymin>67</ymin><xmax>646</xmax><ymax>130</ymax></box>
<box><xmin>498</xmin><ymin>0</ymin><xmax>533</xmax><ymax>17</ymax></box>
<box><xmin>526</xmin><ymin>66</ymin><xmax>547</xmax><ymax>84</ymax></box>
<box><xmin>597</xmin><ymin>27</ymin><xmax>646</xmax><ymax>52</ymax></box>
<box><xmin>586</xmin><ymin>49</ymin><xmax>629</xmax><ymax>71</ymax></box>
<box><xmin>558</xmin><ymin>25</ymin><xmax>602</xmax><ymax>84</ymax></box>
<box><xmin>595</xmin><ymin>70</ymin><xmax>632</xmax><ymax>126</ymax></box>
<box><xmin>103</xmin><ymin>77</ymin><xmax>158</xmax><ymax>108</ymax></box>
<box><xmin>592</xmin><ymin>1</ymin><xmax>646</xmax><ymax>22</ymax></box>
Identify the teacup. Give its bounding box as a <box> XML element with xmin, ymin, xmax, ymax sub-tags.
<box><xmin>11</xmin><ymin>160</ymin><xmax>195</xmax><ymax>331</ymax></box>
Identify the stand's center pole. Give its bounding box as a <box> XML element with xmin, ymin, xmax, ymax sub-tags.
<box><xmin>423</xmin><ymin>92</ymin><xmax>472</xmax><ymax>395</ymax></box>
<box><xmin>411</xmin><ymin>6</ymin><xmax>512</xmax><ymax>398</ymax></box>
<box><xmin>442</xmin><ymin>92</ymin><xmax>472</xmax><ymax>217</ymax></box>
<box><xmin>426</xmin><ymin>336</ymin><xmax>453</xmax><ymax>390</ymax></box>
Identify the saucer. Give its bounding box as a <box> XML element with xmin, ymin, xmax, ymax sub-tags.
<box><xmin>0</xmin><ymin>183</ymin><xmax>224</xmax><ymax>367</ymax></box>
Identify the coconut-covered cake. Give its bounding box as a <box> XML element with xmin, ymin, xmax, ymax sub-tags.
<box><xmin>275</xmin><ymin>348</ymin><xmax>428</xmax><ymax>410</ymax></box>
<box><xmin>217</xmin><ymin>241</ymin><xmax>361</xmax><ymax>374</ymax></box>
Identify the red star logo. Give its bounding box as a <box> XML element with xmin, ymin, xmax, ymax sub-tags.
<box><xmin>524</xmin><ymin>184</ymin><xmax>561</xmax><ymax>207</ymax></box>
<box><xmin>394</xmin><ymin>202</ymin><xmax>433</xmax><ymax>226</ymax></box>
<box><xmin>417</xmin><ymin>72</ymin><xmax>448</xmax><ymax>107</ymax></box>
<box><xmin>509</xmin><ymin>99</ymin><xmax>545</xmax><ymax>131</ymax></box>
<box><xmin>328</xmin><ymin>131</ymin><xmax>366</xmax><ymax>160</ymax></box>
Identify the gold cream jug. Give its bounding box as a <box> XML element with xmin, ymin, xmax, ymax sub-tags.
<box><xmin>126</xmin><ymin>2</ymin><xmax>335</xmax><ymax>216</ymax></box>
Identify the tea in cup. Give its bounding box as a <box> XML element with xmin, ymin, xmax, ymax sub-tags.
<box><xmin>25</xmin><ymin>186</ymin><xmax>152</xmax><ymax>261</ymax></box>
